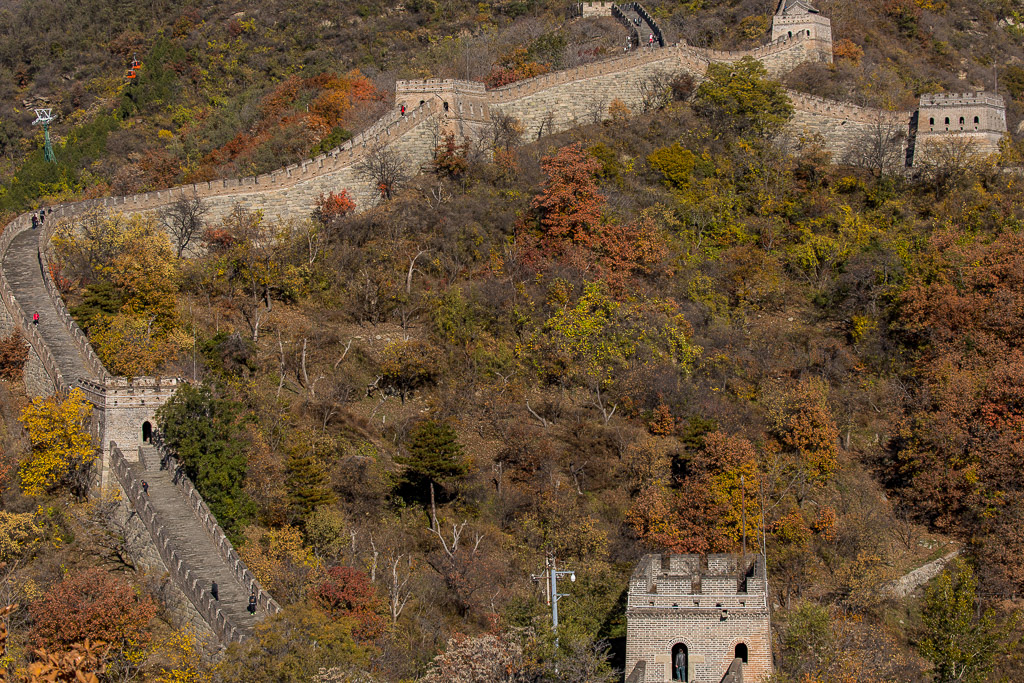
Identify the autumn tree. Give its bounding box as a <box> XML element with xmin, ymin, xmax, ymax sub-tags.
<box><xmin>215</xmin><ymin>604</ymin><xmax>370</xmax><ymax>683</ymax></box>
<box><xmin>159</xmin><ymin>191</ymin><xmax>208</xmax><ymax>257</ymax></box>
<box><xmin>19</xmin><ymin>388</ymin><xmax>96</xmax><ymax>497</ymax></box>
<box><xmin>313</xmin><ymin>190</ymin><xmax>356</xmax><ymax>241</ymax></box>
<box><xmin>395</xmin><ymin>420</ymin><xmax>468</xmax><ymax>504</ymax></box>
<box><xmin>919</xmin><ymin>559</ymin><xmax>1019</xmax><ymax>683</ymax></box>
<box><xmin>205</xmin><ymin>207</ymin><xmax>284</xmax><ymax>343</ymax></box>
<box><xmin>30</xmin><ymin>567</ymin><xmax>156</xmax><ymax>657</ymax></box>
<box><xmin>312</xmin><ymin>566</ymin><xmax>387</xmax><ymax>641</ymax></box>
<box><xmin>378</xmin><ymin>339</ymin><xmax>441</xmax><ymax>402</ymax></box>
<box><xmin>355</xmin><ymin>145</ymin><xmax>409</xmax><ymax>201</ymax></box>
<box><xmin>626</xmin><ymin>431</ymin><xmax>760</xmax><ymax>554</ymax></box>
<box><xmin>486</xmin><ymin>47</ymin><xmax>550</xmax><ymax>88</ymax></box>
<box><xmin>692</xmin><ymin>57</ymin><xmax>793</xmax><ymax>138</ymax></box>
<box><xmin>56</xmin><ymin>211</ymin><xmax>183</xmax><ymax>373</ymax></box>
<box><xmin>156</xmin><ymin>383</ymin><xmax>255</xmax><ymax>536</ymax></box>
<box><xmin>239</xmin><ymin>525</ymin><xmax>322</xmax><ymax>604</ymax></box>
<box><xmin>519</xmin><ymin>144</ymin><xmax>665</xmax><ymax>289</ymax></box>
<box><xmin>889</xmin><ymin>230</ymin><xmax>1024</xmax><ymax>592</ymax></box>
<box><xmin>0</xmin><ymin>329</ymin><xmax>28</xmax><ymax>381</ymax></box>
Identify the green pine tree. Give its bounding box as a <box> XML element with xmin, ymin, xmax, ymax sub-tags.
<box><xmin>285</xmin><ymin>450</ymin><xmax>336</xmax><ymax>522</ymax></box>
<box><xmin>155</xmin><ymin>383</ymin><xmax>255</xmax><ymax>539</ymax></box>
<box><xmin>395</xmin><ymin>420</ymin><xmax>467</xmax><ymax>504</ymax></box>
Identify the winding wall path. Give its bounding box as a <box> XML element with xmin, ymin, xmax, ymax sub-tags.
<box><xmin>0</xmin><ymin>3</ymin><xmax>897</xmax><ymax>646</ymax></box>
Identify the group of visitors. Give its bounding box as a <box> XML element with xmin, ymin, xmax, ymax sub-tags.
<box><xmin>29</xmin><ymin>209</ymin><xmax>49</xmax><ymax>230</ymax></box>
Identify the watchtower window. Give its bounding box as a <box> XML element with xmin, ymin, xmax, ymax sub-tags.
<box><xmin>443</xmin><ymin>101</ymin><xmax>449</xmax><ymax>112</ymax></box>
<box><xmin>974</xmin><ymin>116</ymin><xmax>980</xmax><ymax>124</ymax></box>
<box><xmin>735</xmin><ymin>643</ymin><xmax>749</xmax><ymax>664</ymax></box>
<box><xmin>929</xmin><ymin>117</ymin><xmax>934</xmax><ymax>125</ymax></box>
<box><xmin>959</xmin><ymin>116</ymin><xmax>965</xmax><ymax>125</ymax></box>
<box><xmin>419</xmin><ymin>100</ymin><xmax>425</xmax><ymax>106</ymax></box>
<box><xmin>944</xmin><ymin>117</ymin><xmax>950</xmax><ymax>125</ymax></box>
<box><xmin>788</xmin><ymin>30</ymin><xmax>792</xmax><ymax>37</ymax></box>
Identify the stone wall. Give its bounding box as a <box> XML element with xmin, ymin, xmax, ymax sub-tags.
<box><xmin>0</xmin><ymin>28</ymin><xmax>854</xmax><ymax>248</ymax></box>
<box><xmin>625</xmin><ymin>610</ymin><xmax>771</xmax><ymax>683</ymax></box>
<box><xmin>109</xmin><ymin>444</ymin><xmax>279</xmax><ymax>644</ymax></box>
<box><xmin>109</xmin><ymin>484</ymin><xmax>218</xmax><ymax>642</ymax></box>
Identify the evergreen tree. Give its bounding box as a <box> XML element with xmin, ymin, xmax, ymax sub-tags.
<box><xmin>156</xmin><ymin>383</ymin><xmax>255</xmax><ymax>538</ymax></box>
<box><xmin>395</xmin><ymin>420</ymin><xmax>467</xmax><ymax>504</ymax></box>
<box><xmin>285</xmin><ymin>450</ymin><xmax>336</xmax><ymax>522</ymax></box>
<box><xmin>919</xmin><ymin>559</ymin><xmax>1019</xmax><ymax>683</ymax></box>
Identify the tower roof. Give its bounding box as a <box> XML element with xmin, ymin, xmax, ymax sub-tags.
<box><xmin>775</xmin><ymin>0</ymin><xmax>819</xmax><ymax>15</ymax></box>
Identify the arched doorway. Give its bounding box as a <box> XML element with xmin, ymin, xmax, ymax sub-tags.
<box><xmin>671</xmin><ymin>643</ymin><xmax>688</xmax><ymax>681</ymax></box>
<box><xmin>142</xmin><ymin>421</ymin><xmax>152</xmax><ymax>443</ymax></box>
<box><xmin>735</xmin><ymin>642</ymin><xmax>748</xmax><ymax>664</ymax></box>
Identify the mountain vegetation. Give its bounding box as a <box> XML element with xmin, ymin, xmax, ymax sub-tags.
<box><xmin>1</xmin><ymin>0</ymin><xmax>1024</xmax><ymax>681</ymax></box>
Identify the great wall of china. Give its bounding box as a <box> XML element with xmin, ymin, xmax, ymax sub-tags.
<box><xmin>0</xmin><ymin>0</ymin><xmax>1005</xmax><ymax>645</ymax></box>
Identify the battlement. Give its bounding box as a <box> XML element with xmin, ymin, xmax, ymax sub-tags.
<box><xmin>629</xmin><ymin>554</ymin><xmax>768</xmax><ymax>610</ymax></box>
<box><xmin>919</xmin><ymin>91</ymin><xmax>1005</xmax><ymax>108</ymax></box>
<box><xmin>395</xmin><ymin>78</ymin><xmax>487</xmax><ymax>95</ymax></box>
<box><xmin>626</xmin><ymin>553</ymin><xmax>771</xmax><ymax>682</ymax></box>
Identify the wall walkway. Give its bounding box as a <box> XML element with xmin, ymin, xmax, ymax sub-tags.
<box><xmin>0</xmin><ymin>1</ymin><xmax>899</xmax><ymax>646</ymax></box>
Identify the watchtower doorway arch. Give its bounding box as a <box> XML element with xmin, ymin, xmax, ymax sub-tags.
<box><xmin>142</xmin><ymin>421</ymin><xmax>152</xmax><ymax>443</ymax></box>
<box><xmin>671</xmin><ymin>642</ymin><xmax>688</xmax><ymax>681</ymax></box>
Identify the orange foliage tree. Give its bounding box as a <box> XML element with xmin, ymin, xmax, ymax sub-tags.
<box><xmin>890</xmin><ymin>229</ymin><xmax>1024</xmax><ymax>593</ymax></box>
<box><xmin>486</xmin><ymin>47</ymin><xmax>549</xmax><ymax>88</ymax></box>
<box><xmin>30</xmin><ymin>568</ymin><xmax>156</xmax><ymax>656</ymax></box>
<box><xmin>202</xmin><ymin>72</ymin><xmax>381</xmax><ymax>175</ymax></box>
<box><xmin>312</xmin><ymin>566</ymin><xmax>388</xmax><ymax>642</ymax></box>
<box><xmin>518</xmin><ymin>143</ymin><xmax>664</xmax><ymax>291</ymax></box>
<box><xmin>627</xmin><ymin>431</ymin><xmax>762</xmax><ymax>553</ymax></box>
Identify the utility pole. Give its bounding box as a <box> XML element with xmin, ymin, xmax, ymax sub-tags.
<box><xmin>531</xmin><ymin>556</ymin><xmax>576</xmax><ymax>648</ymax></box>
<box><xmin>32</xmin><ymin>109</ymin><xmax>56</xmax><ymax>163</ymax></box>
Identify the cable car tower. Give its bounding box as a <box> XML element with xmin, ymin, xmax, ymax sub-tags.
<box><xmin>32</xmin><ymin>108</ymin><xmax>57</xmax><ymax>163</ymax></box>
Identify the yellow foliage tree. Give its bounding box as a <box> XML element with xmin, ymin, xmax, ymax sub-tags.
<box><xmin>156</xmin><ymin>629</ymin><xmax>212</xmax><ymax>683</ymax></box>
<box><xmin>0</xmin><ymin>510</ymin><xmax>42</xmax><ymax>561</ymax></box>
<box><xmin>92</xmin><ymin>312</ymin><xmax>188</xmax><ymax>377</ymax></box>
<box><xmin>18</xmin><ymin>388</ymin><xmax>96</xmax><ymax>497</ymax></box>
<box><xmin>238</xmin><ymin>525</ymin><xmax>322</xmax><ymax>603</ymax></box>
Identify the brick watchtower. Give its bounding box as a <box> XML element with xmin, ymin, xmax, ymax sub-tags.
<box><xmin>913</xmin><ymin>91</ymin><xmax>1006</xmax><ymax>163</ymax></box>
<box><xmin>625</xmin><ymin>554</ymin><xmax>772</xmax><ymax>683</ymax></box>
<box><xmin>771</xmin><ymin>0</ymin><xmax>833</xmax><ymax>65</ymax></box>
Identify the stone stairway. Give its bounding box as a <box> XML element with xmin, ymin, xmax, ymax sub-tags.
<box><xmin>617</xmin><ymin>3</ymin><xmax>661</xmax><ymax>48</ymax></box>
<box><xmin>133</xmin><ymin>445</ymin><xmax>260</xmax><ymax>636</ymax></box>
<box><xmin>3</xmin><ymin>226</ymin><xmax>99</xmax><ymax>383</ymax></box>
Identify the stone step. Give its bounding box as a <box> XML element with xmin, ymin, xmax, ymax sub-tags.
<box><xmin>4</xmin><ymin>228</ymin><xmax>98</xmax><ymax>383</ymax></box>
<box><xmin>129</xmin><ymin>463</ymin><xmax>260</xmax><ymax>631</ymax></box>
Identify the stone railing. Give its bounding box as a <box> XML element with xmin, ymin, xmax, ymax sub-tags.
<box><xmin>36</xmin><ymin>218</ymin><xmax>110</xmax><ymax>381</ymax></box>
<box><xmin>152</xmin><ymin>440</ymin><xmax>282</xmax><ymax>618</ymax></box>
<box><xmin>786</xmin><ymin>91</ymin><xmax>912</xmax><ymax>124</ymax></box>
<box><xmin>611</xmin><ymin>4</ymin><xmax>640</xmax><ymax>49</ymax></box>
<box><xmin>722</xmin><ymin>658</ymin><xmax>744</xmax><ymax>683</ymax></box>
<box><xmin>625</xmin><ymin>660</ymin><xmax>646</xmax><ymax>683</ymax></box>
<box><xmin>0</xmin><ymin>214</ymin><xmax>69</xmax><ymax>393</ymax></box>
<box><xmin>109</xmin><ymin>444</ymin><xmax>258</xmax><ymax>643</ymax></box>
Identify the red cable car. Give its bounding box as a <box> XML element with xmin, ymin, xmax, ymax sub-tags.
<box><xmin>125</xmin><ymin>69</ymin><xmax>136</xmax><ymax>79</ymax></box>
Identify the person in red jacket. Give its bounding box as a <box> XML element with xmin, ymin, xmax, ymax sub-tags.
<box><xmin>32</xmin><ymin>312</ymin><xmax>39</xmax><ymax>325</ymax></box>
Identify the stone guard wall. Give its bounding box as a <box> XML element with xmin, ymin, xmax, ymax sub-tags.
<box><xmin>109</xmin><ymin>444</ymin><xmax>280</xmax><ymax>643</ymax></box>
<box><xmin>154</xmin><ymin>443</ymin><xmax>282</xmax><ymax>618</ymax></box>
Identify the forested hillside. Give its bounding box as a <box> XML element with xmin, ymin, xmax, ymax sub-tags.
<box><xmin>1</xmin><ymin>0</ymin><xmax>1023</xmax><ymax>682</ymax></box>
